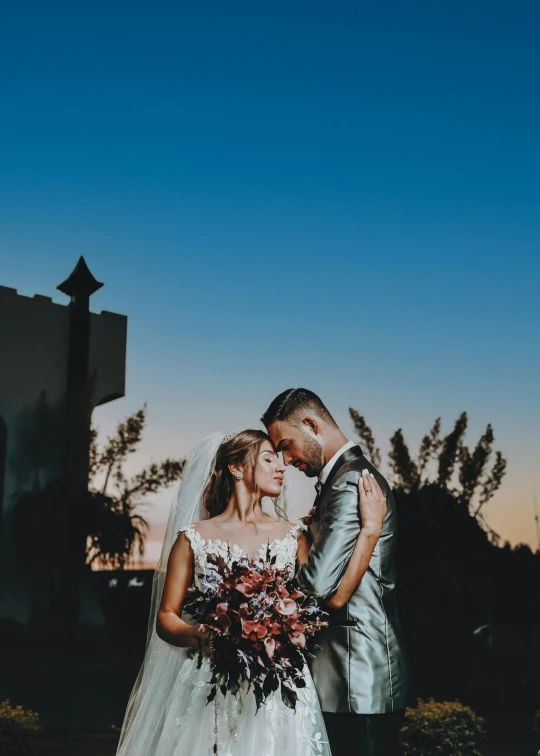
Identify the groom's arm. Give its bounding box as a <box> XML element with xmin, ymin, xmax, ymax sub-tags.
<box><xmin>295</xmin><ymin>474</ymin><xmax>361</xmax><ymax>602</ymax></box>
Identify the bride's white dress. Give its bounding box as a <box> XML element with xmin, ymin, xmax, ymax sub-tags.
<box><xmin>153</xmin><ymin>522</ymin><xmax>331</xmax><ymax>756</ymax></box>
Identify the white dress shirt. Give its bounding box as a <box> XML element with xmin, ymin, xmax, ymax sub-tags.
<box><xmin>319</xmin><ymin>440</ymin><xmax>358</xmax><ymax>485</ymax></box>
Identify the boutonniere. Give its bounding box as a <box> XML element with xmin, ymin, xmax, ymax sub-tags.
<box><xmin>302</xmin><ymin>505</ymin><xmax>319</xmax><ymax>527</ymax></box>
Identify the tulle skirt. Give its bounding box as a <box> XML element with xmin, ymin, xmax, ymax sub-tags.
<box><xmin>153</xmin><ymin>655</ymin><xmax>331</xmax><ymax>756</ymax></box>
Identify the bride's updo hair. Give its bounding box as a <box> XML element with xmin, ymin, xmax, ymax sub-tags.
<box><xmin>203</xmin><ymin>429</ymin><xmax>271</xmax><ymax>518</ymax></box>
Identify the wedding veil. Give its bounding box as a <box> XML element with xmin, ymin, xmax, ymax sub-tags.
<box><xmin>116</xmin><ymin>432</ymin><xmax>224</xmax><ymax>755</ymax></box>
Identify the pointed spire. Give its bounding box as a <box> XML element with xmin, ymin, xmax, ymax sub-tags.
<box><xmin>57</xmin><ymin>256</ymin><xmax>104</xmax><ymax>299</ymax></box>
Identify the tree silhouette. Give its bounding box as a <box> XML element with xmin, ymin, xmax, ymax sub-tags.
<box><xmin>473</xmin><ymin>451</ymin><xmax>507</xmax><ymax>517</ymax></box>
<box><xmin>349</xmin><ymin>408</ymin><xmax>507</xmax><ymax>519</ymax></box>
<box><xmin>346</xmin><ymin>407</ymin><xmax>539</xmax><ymax>714</ymax></box>
<box><xmin>437</xmin><ymin>412</ymin><xmax>468</xmax><ymax>489</ymax></box>
<box><xmin>87</xmin><ymin>404</ymin><xmax>185</xmax><ymax>569</ymax></box>
<box><xmin>349</xmin><ymin>408</ymin><xmax>381</xmax><ymax>467</ymax></box>
<box><xmin>417</xmin><ymin>417</ymin><xmax>442</xmax><ymax>481</ymax></box>
<box><xmin>10</xmin><ymin>398</ymin><xmax>185</xmax><ymax>639</ymax></box>
<box><xmin>388</xmin><ymin>428</ymin><xmax>420</xmax><ymax>493</ymax></box>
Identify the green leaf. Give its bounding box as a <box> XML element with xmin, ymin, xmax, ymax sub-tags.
<box><xmin>254</xmin><ymin>683</ymin><xmax>264</xmax><ymax>711</ymax></box>
<box><xmin>280</xmin><ymin>682</ymin><xmax>298</xmax><ymax>710</ymax></box>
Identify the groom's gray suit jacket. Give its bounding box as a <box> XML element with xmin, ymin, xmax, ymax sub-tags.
<box><xmin>296</xmin><ymin>445</ymin><xmax>408</xmax><ymax>714</ymax></box>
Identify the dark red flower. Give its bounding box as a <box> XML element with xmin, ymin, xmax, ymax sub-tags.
<box><xmin>302</xmin><ymin>505</ymin><xmax>319</xmax><ymax>526</ymax></box>
<box><xmin>290</xmin><ymin>588</ymin><xmax>305</xmax><ymax>600</ymax></box>
<box><xmin>215</xmin><ymin>602</ymin><xmax>232</xmax><ymax>630</ymax></box>
<box><xmin>235</xmin><ymin>570</ymin><xmax>264</xmax><ymax>597</ymax></box>
<box><xmin>182</xmin><ymin>551</ymin><xmax>328</xmax><ymax>713</ymax></box>
<box><xmin>242</xmin><ymin>620</ymin><xmax>268</xmax><ymax>641</ymax></box>
<box><xmin>276</xmin><ymin>584</ymin><xmax>289</xmax><ymax>599</ymax></box>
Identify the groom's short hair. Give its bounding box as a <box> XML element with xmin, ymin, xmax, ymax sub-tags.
<box><xmin>261</xmin><ymin>388</ymin><xmax>338</xmax><ymax>429</ymax></box>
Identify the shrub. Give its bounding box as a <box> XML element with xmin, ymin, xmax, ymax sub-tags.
<box><xmin>400</xmin><ymin>698</ymin><xmax>486</xmax><ymax>756</ymax></box>
<box><xmin>0</xmin><ymin>699</ymin><xmax>41</xmax><ymax>755</ymax></box>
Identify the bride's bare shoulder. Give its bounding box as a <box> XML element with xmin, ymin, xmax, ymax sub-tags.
<box><xmin>181</xmin><ymin>520</ymin><xmax>206</xmax><ymax>535</ymax></box>
<box><xmin>184</xmin><ymin>519</ymin><xmax>223</xmax><ymax>539</ymax></box>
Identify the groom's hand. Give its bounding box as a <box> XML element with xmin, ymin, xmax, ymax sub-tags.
<box><xmin>357</xmin><ymin>470</ymin><xmax>387</xmax><ymax>535</ymax></box>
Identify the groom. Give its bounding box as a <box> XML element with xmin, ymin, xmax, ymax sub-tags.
<box><xmin>262</xmin><ymin>389</ymin><xmax>408</xmax><ymax>756</ymax></box>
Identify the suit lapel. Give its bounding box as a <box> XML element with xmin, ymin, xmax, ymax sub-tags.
<box><xmin>316</xmin><ymin>445</ymin><xmax>364</xmax><ymax>511</ymax></box>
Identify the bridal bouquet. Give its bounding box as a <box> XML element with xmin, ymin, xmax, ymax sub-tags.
<box><xmin>184</xmin><ymin>549</ymin><xmax>327</xmax><ymax>712</ymax></box>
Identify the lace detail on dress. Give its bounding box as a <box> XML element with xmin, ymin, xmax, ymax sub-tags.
<box><xmin>162</xmin><ymin>653</ymin><xmax>328</xmax><ymax>756</ymax></box>
<box><xmin>178</xmin><ymin>522</ymin><xmax>305</xmax><ymax>584</ymax></box>
<box><xmin>161</xmin><ymin>521</ymin><xmax>329</xmax><ymax>756</ymax></box>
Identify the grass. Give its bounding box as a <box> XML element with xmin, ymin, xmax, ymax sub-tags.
<box><xmin>1</xmin><ymin>650</ymin><xmax>536</xmax><ymax>755</ymax></box>
<box><xmin>33</xmin><ymin>726</ymin><xmax>120</xmax><ymax>756</ymax></box>
<box><xmin>25</xmin><ymin>716</ymin><xmax>536</xmax><ymax>756</ymax></box>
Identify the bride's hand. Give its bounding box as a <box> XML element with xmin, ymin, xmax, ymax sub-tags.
<box><xmin>189</xmin><ymin>624</ymin><xmax>210</xmax><ymax>650</ymax></box>
<box><xmin>357</xmin><ymin>470</ymin><xmax>387</xmax><ymax>535</ymax></box>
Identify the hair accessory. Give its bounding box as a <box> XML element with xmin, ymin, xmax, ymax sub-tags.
<box><xmin>221</xmin><ymin>426</ymin><xmax>251</xmax><ymax>445</ymax></box>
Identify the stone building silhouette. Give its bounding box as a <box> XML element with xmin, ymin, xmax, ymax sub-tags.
<box><xmin>0</xmin><ymin>257</ymin><xmax>127</xmax><ymax>627</ymax></box>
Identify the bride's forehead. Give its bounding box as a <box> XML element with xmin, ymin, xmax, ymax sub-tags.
<box><xmin>259</xmin><ymin>440</ymin><xmax>277</xmax><ymax>454</ymax></box>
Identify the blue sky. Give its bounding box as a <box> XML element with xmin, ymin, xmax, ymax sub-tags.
<box><xmin>1</xmin><ymin>1</ymin><xmax>539</xmax><ymax>557</ymax></box>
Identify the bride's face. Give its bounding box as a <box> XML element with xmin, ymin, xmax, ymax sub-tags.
<box><xmin>254</xmin><ymin>440</ymin><xmax>286</xmax><ymax>497</ymax></box>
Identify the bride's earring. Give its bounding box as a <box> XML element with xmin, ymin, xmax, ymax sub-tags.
<box><xmin>236</xmin><ymin>472</ymin><xmax>243</xmax><ymax>480</ymax></box>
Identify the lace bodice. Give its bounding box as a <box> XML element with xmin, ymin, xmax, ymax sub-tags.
<box><xmin>179</xmin><ymin>522</ymin><xmax>305</xmax><ymax>589</ymax></box>
<box><xmin>163</xmin><ymin>520</ymin><xmax>329</xmax><ymax>756</ymax></box>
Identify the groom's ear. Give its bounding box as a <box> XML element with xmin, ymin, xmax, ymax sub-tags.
<box><xmin>302</xmin><ymin>415</ymin><xmax>320</xmax><ymax>436</ymax></box>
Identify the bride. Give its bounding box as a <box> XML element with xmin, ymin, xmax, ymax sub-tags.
<box><xmin>116</xmin><ymin>428</ymin><xmax>383</xmax><ymax>756</ymax></box>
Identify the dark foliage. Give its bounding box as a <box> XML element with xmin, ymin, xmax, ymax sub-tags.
<box><xmin>12</xmin><ymin>399</ymin><xmax>184</xmax><ymax>572</ymax></box>
<box><xmin>350</xmin><ymin>407</ymin><xmax>507</xmax><ymax>524</ymax></box>
<box><xmin>88</xmin><ymin>404</ymin><xmax>185</xmax><ymax>569</ymax></box>
<box><xmin>349</xmin><ymin>408</ymin><xmax>381</xmax><ymax>468</ymax></box>
<box><xmin>349</xmin><ymin>408</ymin><xmax>539</xmax><ymax>716</ymax></box>
<box><xmin>400</xmin><ymin>699</ymin><xmax>486</xmax><ymax>756</ymax></box>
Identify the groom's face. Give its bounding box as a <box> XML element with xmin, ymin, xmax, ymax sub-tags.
<box><xmin>268</xmin><ymin>419</ymin><xmax>324</xmax><ymax>478</ymax></box>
